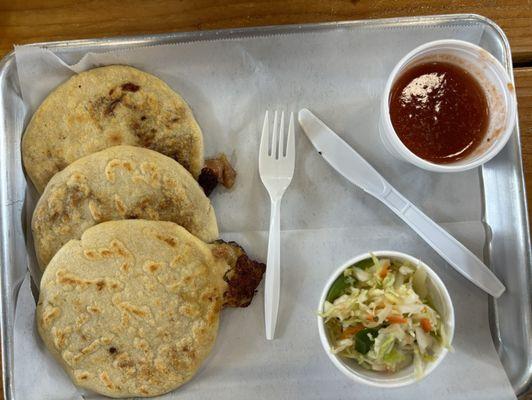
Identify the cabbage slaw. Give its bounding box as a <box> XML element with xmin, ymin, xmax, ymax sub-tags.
<box><xmin>321</xmin><ymin>255</ymin><xmax>448</xmax><ymax>376</ymax></box>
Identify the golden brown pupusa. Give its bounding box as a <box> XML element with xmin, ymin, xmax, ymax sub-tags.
<box><xmin>32</xmin><ymin>145</ymin><xmax>218</xmax><ymax>270</ymax></box>
<box><xmin>22</xmin><ymin>65</ymin><xmax>204</xmax><ymax>192</ymax></box>
<box><xmin>36</xmin><ymin>220</ymin><xmax>265</xmax><ymax>398</ymax></box>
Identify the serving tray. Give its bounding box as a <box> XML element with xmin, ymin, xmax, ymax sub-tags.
<box><xmin>0</xmin><ymin>13</ymin><xmax>530</xmax><ymax>398</ymax></box>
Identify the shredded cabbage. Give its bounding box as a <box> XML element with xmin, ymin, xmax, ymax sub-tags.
<box><xmin>321</xmin><ymin>255</ymin><xmax>444</xmax><ymax>375</ymax></box>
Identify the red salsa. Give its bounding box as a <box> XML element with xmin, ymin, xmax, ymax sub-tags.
<box><xmin>389</xmin><ymin>61</ymin><xmax>489</xmax><ymax>163</ymax></box>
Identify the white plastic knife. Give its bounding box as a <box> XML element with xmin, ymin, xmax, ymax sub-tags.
<box><xmin>298</xmin><ymin>108</ymin><xmax>505</xmax><ymax>298</ymax></box>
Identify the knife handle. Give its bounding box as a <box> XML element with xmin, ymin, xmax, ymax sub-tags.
<box><xmin>379</xmin><ymin>186</ymin><xmax>505</xmax><ymax>298</ymax></box>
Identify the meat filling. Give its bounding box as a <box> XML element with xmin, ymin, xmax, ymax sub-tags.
<box><xmin>198</xmin><ymin>154</ymin><xmax>236</xmax><ymax>196</ymax></box>
<box><xmin>211</xmin><ymin>241</ymin><xmax>266</xmax><ymax>308</ymax></box>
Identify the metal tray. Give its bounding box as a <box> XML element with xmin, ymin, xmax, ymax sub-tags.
<box><xmin>0</xmin><ymin>13</ymin><xmax>530</xmax><ymax>398</ymax></box>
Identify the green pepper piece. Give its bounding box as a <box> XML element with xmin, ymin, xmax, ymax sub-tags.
<box><xmin>326</xmin><ymin>258</ymin><xmax>375</xmax><ymax>302</ymax></box>
<box><xmin>355</xmin><ymin>258</ymin><xmax>375</xmax><ymax>270</ymax></box>
<box><xmin>326</xmin><ymin>274</ymin><xmax>349</xmax><ymax>302</ymax></box>
<box><xmin>355</xmin><ymin>327</ymin><xmax>380</xmax><ymax>354</ymax></box>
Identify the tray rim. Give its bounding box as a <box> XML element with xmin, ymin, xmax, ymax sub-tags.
<box><xmin>1</xmin><ymin>13</ymin><xmax>513</xmax><ymax>57</ymax></box>
<box><xmin>0</xmin><ymin>12</ymin><xmax>530</xmax><ymax>398</ymax></box>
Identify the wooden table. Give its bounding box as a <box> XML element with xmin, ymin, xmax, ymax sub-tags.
<box><xmin>0</xmin><ymin>1</ymin><xmax>531</xmax><ymax>399</ymax></box>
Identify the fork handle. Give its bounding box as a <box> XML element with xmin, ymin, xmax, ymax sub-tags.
<box><xmin>265</xmin><ymin>199</ymin><xmax>281</xmax><ymax>340</ymax></box>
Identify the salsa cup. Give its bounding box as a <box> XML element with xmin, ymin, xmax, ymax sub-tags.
<box><xmin>379</xmin><ymin>39</ymin><xmax>517</xmax><ymax>172</ymax></box>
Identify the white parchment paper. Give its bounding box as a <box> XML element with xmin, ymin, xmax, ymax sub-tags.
<box><xmin>12</xmin><ymin>23</ymin><xmax>516</xmax><ymax>399</ymax></box>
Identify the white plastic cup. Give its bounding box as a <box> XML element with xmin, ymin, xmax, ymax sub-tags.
<box><xmin>317</xmin><ymin>250</ymin><xmax>455</xmax><ymax>388</ymax></box>
<box><xmin>379</xmin><ymin>39</ymin><xmax>517</xmax><ymax>172</ymax></box>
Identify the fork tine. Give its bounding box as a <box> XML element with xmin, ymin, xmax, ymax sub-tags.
<box><xmin>260</xmin><ymin>111</ymin><xmax>269</xmax><ymax>158</ymax></box>
<box><xmin>277</xmin><ymin>111</ymin><xmax>285</xmax><ymax>159</ymax></box>
<box><xmin>286</xmin><ymin>112</ymin><xmax>295</xmax><ymax>159</ymax></box>
<box><xmin>271</xmin><ymin>111</ymin><xmax>278</xmax><ymax>157</ymax></box>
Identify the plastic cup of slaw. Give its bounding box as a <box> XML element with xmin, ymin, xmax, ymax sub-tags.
<box><xmin>317</xmin><ymin>250</ymin><xmax>455</xmax><ymax>388</ymax></box>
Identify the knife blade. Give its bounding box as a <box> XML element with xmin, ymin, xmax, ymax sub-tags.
<box><xmin>298</xmin><ymin>108</ymin><xmax>505</xmax><ymax>298</ymax></box>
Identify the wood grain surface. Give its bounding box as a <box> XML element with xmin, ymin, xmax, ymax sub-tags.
<box><xmin>0</xmin><ymin>1</ymin><xmax>531</xmax><ymax>399</ymax></box>
<box><xmin>0</xmin><ymin>0</ymin><xmax>531</xmax><ymax>62</ymax></box>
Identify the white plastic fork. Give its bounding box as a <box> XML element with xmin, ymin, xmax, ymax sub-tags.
<box><xmin>259</xmin><ymin>110</ymin><xmax>296</xmax><ymax>340</ymax></box>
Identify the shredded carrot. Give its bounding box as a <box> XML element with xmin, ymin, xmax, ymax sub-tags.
<box><xmin>339</xmin><ymin>324</ymin><xmax>364</xmax><ymax>339</ymax></box>
<box><xmin>420</xmin><ymin>318</ymin><xmax>432</xmax><ymax>332</ymax></box>
<box><xmin>379</xmin><ymin>264</ymin><xmax>389</xmax><ymax>279</ymax></box>
<box><xmin>387</xmin><ymin>315</ymin><xmax>407</xmax><ymax>324</ymax></box>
